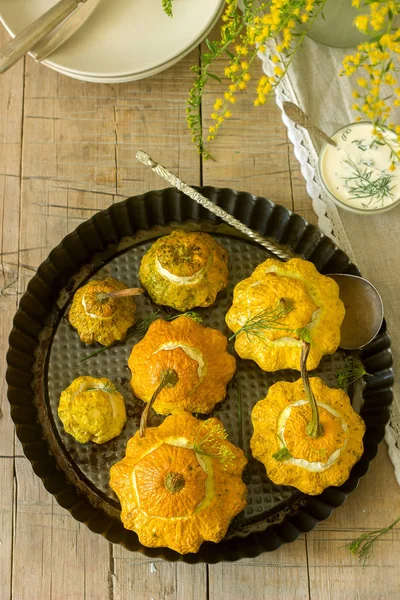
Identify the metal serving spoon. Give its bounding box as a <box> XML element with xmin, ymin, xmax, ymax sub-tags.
<box><xmin>136</xmin><ymin>150</ymin><xmax>384</xmax><ymax>350</ymax></box>
<box><xmin>282</xmin><ymin>101</ymin><xmax>337</xmax><ymax>147</ymax></box>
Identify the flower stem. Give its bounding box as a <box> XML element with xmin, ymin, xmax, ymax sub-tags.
<box><xmin>301</xmin><ymin>341</ymin><xmax>323</xmax><ymax>439</ymax></box>
<box><xmin>139</xmin><ymin>369</ymin><xmax>178</xmax><ymax>437</ymax></box>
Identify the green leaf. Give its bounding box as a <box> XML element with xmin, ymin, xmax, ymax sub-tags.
<box><xmin>272</xmin><ymin>446</ymin><xmax>292</xmax><ymax>462</ymax></box>
<box><xmin>207</xmin><ymin>72</ymin><xmax>222</xmax><ymax>83</ymax></box>
<box><xmin>206</xmin><ymin>39</ymin><xmax>217</xmax><ymax>54</ymax></box>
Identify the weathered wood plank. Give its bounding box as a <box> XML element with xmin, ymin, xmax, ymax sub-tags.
<box><xmin>0</xmin><ymin>458</ymin><xmax>13</xmax><ymax>599</ymax></box>
<box><xmin>12</xmin><ymin>457</ymin><xmax>110</xmax><ymax>600</ymax></box>
<box><xmin>0</xmin><ymin>27</ymin><xmax>24</xmax><ymax>458</ymax></box>
<box><xmin>112</xmin><ymin>548</ymin><xmax>207</xmax><ymax>600</ymax></box>
<box><xmin>208</xmin><ymin>537</ymin><xmax>309</xmax><ymax>600</ymax></box>
<box><xmin>23</xmin><ymin>52</ymin><xmax>199</xmax><ymax>201</ymax></box>
<box><xmin>307</xmin><ymin>528</ymin><xmax>400</xmax><ymax>600</ymax></box>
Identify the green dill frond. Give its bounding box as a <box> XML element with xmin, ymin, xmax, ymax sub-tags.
<box><xmin>229</xmin><ymin>297</ymin><xmax>294</xmax><ymax>342</ymax></box>
<box><xmin>343</xmin><ymin>158</ymin><xmax>395</xmax><ymax>207</ymax></box>
<box><xmin>134</xmin><ymin>311</ymin><xmax>162</xmax><ymax>336</ymax></box>
<box><xmin>343</xmin><ymin>516</ymin><xmax>400</xmax><ymax>566</ymax></box>
<box><xmin>272</xmin><ymin>446</ymin><xmax>292</xmax><ymax>462</ymax></box>
<box><xmin>335</xmin><ymin>356</ymin><xmax>368</xmax><ymax>390</ymax></box>
<box><xmin>193</xmin><ymin>422</ymin><xmax>235</xmax><ymax>467</ymax></box>
<box><xmin>162</xmin><ymin>0</ymin><xmax>174</xmax><ymax>17</ymax></box>
<box><xmin>87</xmin><ymin>380</ymin><xmax>117</xmax><ymax>395</ymax></box>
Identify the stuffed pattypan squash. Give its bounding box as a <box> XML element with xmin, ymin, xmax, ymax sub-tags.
<box><xmin>59</xmin><ymin>376</ymin><xmax>127</xmax><ymax>444</ymax></box>
<box><xmin>250</xmin><ymin>371</ymin><xmax>365</xmax><ymax>495</ymax></box>
<box><xmin>138</xmin><ymin>230</ymin><xmax>229</xmax><ymax>311</ymax></box>
<box><xmin>226</xmin><ymin>258</ymin><xmax>345</xmax><ymax>371</ymax></box>
<box><xmin>128</xmin><ymin>315</ymin><xmax>236</xmax><ymax>415</ymax></box>
<box><xmin>109</xmin><ymin>412</ymin><xmax>247</xmax><ymax>554</ymax></box>
<box><xmin>69</xmin><ymin>277</ymin><xmax>142</xmax><ymax>346</ymax></box>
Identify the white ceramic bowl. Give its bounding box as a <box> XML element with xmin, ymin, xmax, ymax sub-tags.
<box><xmin>318</xmin><ymin>121</ymin><xmax>400</xmax><ymax>215</ymax></box>
<box><xmin>0</xmin><ymin>0</ymin><xmax>225</xmax><ymax>82</ymax></box>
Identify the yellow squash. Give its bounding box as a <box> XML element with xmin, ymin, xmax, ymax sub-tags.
<box><xmin>139</xmin><ymin>230</ymin><xmax>229</xmax><ymax>311</ymax></box>
<box><xmin>226</xmin><ymin>258</ymin><xmax>345</xmax><ymax>371</ymax></box>
<box><xmin>59</xmin><ymin>376</ymin><xmax>127</xmax><ymax>444</ymax></box>
<box><xmin>129</xmin><ymin>316</ymin><xmax>236</xmax><ymax>414</ymax></box>
<box><xmin>110</xmin><ymin>412</ymin><xmax>247</xmax><ymax>554</ymax></box>
<box><xmin>250</xmin><ymin>377</ymin><xmax>365</xmax><ymax>495</ymax></box>
<box><xmin>69</xmin><ymin>277</ymin><xmax>138</xmax><ymax>346</ymax></box>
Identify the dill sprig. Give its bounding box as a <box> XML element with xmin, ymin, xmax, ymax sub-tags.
<box><xmin>229</xmin><ymin>297</ymin><xmax>312</xmax><ymax>344</ymax></box>
<box><xmin>162</xmin><ymin>0</ymin><xmax>174</xmax><ymax>17</ymax></box>
<box><xmin>351</xmin><ymin>138</ymin><xmax>385</xmax><ymax>152</ymax></box>
<box><xmin>343</xmin><ymin>516</ymin><xmax>400</xmax><ymax>566</ymax></box>
<box><xmin>86</xmin><ymin>380</ymin><xmax>117</xmax><ymax>395</ymax></box>
<box><xmin>342</xmin><ymin>158</ymin><xmax>395</xmax><ymax>207</ymax></box>
<box><xmin>229</xmin><ymin>298</ymin><xmax>294</xmax><ymax>342</ymax></box>
<box><xmin>79</xmin><ymin>310</ymin><xmax>202</xmax><ymax>362</ymax></box>
<box><xmin>273</xmin><ymin>447</ymin><xmax>292</xmax><ymax>462</ymax></box>
<box><xmin>193</xmin><ymin>421</ymin><xmax>235</xmax><ymax>468</ymax></box>
<box><xmin>272</xmin><ymin>433</ymin><xmax>292</xmax><ymax>462</ymax></box>
<box><xmin>335</xmin><ymin>356</ymin><xmax>368</xmax><ymax>390</ymax></box>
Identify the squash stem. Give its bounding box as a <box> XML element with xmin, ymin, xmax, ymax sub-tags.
<box><xmin>139</xmin><ymin>369</ymin><xmax>178</xmax><ymax>437</ymax></box>
<box><xmin>301</xmin><ymin>341</ymin><xmax>324</xmax><ymax>439</ymax></box>
<box><xmin>165</xmin><ymin>472</ymin><xmax>185</xmax><ymax>493</ymax></box>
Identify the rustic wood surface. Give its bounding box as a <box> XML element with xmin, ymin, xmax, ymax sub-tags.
<box><xmin>0</xmin><ymin>23</ymin><xmax>399</xmax><ymax>600</ymax></box>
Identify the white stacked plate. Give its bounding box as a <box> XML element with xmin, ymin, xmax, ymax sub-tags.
<box><xmin>0</xmin><ymin>0</ymin><xmax>225</xmax><ymax>83</ymax></box>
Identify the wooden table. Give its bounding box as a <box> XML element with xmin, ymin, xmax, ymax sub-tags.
<box><xmin>0</xmin><ymin>25</ymin><xmax>399</xmax><ymax>600</ymax></box>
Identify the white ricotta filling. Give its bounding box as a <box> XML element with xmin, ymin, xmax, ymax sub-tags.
<box><xmin>82</xmin><ymin>295</ymin><xmax>113</xmax><ymax>320</ymax></box>
<box><xmin>277</xmin><ymin>400</ymin><xmax>348</xmax><ymax>473</ymax></box>
<box><xmin>155</xmin><ymin>256</ymin><xmax>206</xmax><ymax>285</ymax></box>
<box><xmin>152</xmin><ymin>343</ymin><xmax>205</xmax><ymax>380</ymax></box>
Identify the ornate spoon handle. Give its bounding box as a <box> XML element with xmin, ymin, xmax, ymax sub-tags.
<box><xmin>136</xmin><ymin>151</ymin><xmax>292</xmax><ymax>261</ymax></box>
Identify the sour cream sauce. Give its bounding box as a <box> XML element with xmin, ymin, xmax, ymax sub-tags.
<box><xmin>319</xmin><ymin>122</ymin><xmax>400</xmax><ymax>211</ymax></box>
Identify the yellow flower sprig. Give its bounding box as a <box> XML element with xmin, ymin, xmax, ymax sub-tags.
<box><xmin>186</xmin><ymin>0</ymin><xmax>246</xmax><ymax>158</ymax></box>
<box><xmin>342</xmin><ymin>1</ymin><xmax>400</xmax><ymax>167</ymax></box>
<box><xmin>187</xmin><ymin>0</ymin><xmax>327</xmax><ymax>157</ymax></box>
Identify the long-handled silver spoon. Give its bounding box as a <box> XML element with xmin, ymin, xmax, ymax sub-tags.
<box><xmin>282</xmin><ymin>101</ymin><xmax>337</xmax><ymax>147</ymax></box>
<box><xmin>136</xmin><ymin>150</ymin><xmax>384</xmax><ymax>350</ymax></box>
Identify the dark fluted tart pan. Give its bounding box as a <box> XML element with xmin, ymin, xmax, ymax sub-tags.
<box><xmin>6</xmin><ymin>187</ymin><xmax>393</xmax><ymax>563</ymax></box>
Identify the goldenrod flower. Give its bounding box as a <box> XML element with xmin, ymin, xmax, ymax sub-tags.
<box><xmin>187</xmin><ymin>0</ymin><xmax>400</xmax><ymax>162</ymax></box>
<box><xmin>355</xmin><ymin>15</ymin><xmax>369</xmax><ymax>33</ymax></box>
